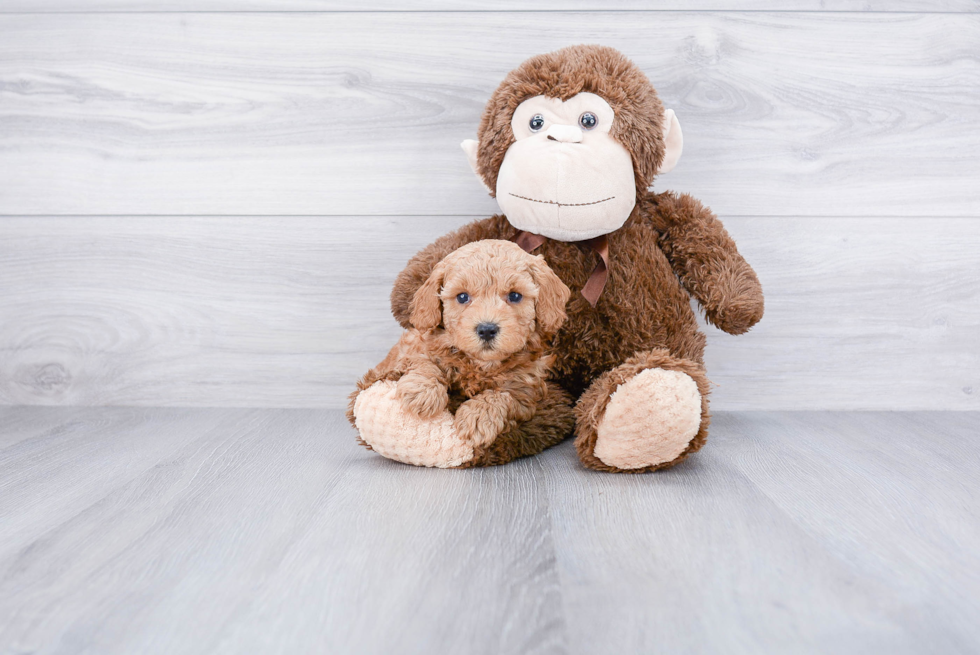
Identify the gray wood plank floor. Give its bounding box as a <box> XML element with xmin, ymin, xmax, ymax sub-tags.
<box><xmin>1</xmin><ymin>408</ymin><xmax>977</xmax><ymax>654</ymax></box>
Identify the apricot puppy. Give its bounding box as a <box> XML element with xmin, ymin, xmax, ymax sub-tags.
<box><xmin>351</xmin><ymin>239</ymin><xmax>570</xmax><ymax>451</ymax></box>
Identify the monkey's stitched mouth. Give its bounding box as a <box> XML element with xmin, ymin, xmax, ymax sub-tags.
<box><xmin>509</xmin><ymin>193</ymin><xmax>615</xmax><ymax>208</ymax></box>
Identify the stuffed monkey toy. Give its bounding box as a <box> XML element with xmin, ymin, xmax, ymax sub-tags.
<box><xmin>351</xmin><ymin>45</ymin><xmax>764</xmax><ymax>472</ymax></box>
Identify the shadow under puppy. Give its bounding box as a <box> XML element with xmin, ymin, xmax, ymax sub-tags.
<box><xmin>348</xmin><ymin>239</ymin><xmax>573</xmax><ymax>467</ymax></box>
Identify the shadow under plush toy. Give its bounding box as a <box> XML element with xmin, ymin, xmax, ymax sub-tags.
<box><xmin>351</xmin><ymin>44</ymin><xmax>764</xmax><ymax>472</ymax></box>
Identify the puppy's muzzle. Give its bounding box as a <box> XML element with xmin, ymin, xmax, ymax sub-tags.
<box><xmin>476</xmin><ymin>322</ymin><xmax>499</xmax><ymax>343</ymax></box>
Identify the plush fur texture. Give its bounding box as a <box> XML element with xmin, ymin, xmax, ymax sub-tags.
<box><xmin>461</xmin><ymin>382</ymin><xmax>575</xmax><ymax>468</ymax></box>
<box><xmin>350</xmin><ymin>379</ymin><xmax>574</xmax><ymax>469</ymax></box>
<box><xmin>352</xmin><ymin>381</ymin><xmax>473</xmax><ymax>468</ymax></box>
<box><xmin>475</xmin><ymin>45</ymin><xmax>668</xmax><ymax>201</ymax></box>
<box><xmin>593</xmin><ymin>368</ymin><xmax>702</xmax><ymax>470</ymax></box>
<box><xmin>348</xmin><ymin>240</ymin><xmax>574</xmax><ymax>467</ymax></box>
<box><xmin>575</xmin><ymin>350</ymin><xmax>711</xmax><ymax>473</ymax></box>
<box><xmin>384</xmin><ymin>45</ymin><xmax>763</xmax><ymax>472</ymax></box>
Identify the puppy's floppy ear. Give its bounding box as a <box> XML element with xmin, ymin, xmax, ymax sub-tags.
<box><xmin>409</xmin><ymin>260</ymin><xmax>447</xmax><ymax>330</ymax></box>
<box><xmin>528</xmin><ymin>256</ymin><xmax>570</xmax><ymax>335</ymax></box>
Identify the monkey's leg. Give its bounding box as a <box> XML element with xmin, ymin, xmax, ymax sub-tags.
<box><xmin>352</xmin><ymin>380</ymin><xmax>574</xmax><ymax>468</ymax></box>
<box><xmin>352</xmin><ymin>380</ymin><xmax>472</xmax><ymax>468</ymax></box>
<box><xmin>462</xmin><ymin>383</ymin><xmax>575</xmax><ymax>468</ymax></box>
<box><xmin>574</xmin><ymin>350</ymin><xmax>710</xmax><ymax>473</ymax></box>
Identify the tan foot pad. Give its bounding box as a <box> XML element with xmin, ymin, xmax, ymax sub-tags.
<box><xmin>594</xmin><ymin>368</ymin><xmax>701</xmax><ymax>470</ymax></box>
<box><xmin>352</xmin><ymin>381</ymin><xmax>474</xmax><ymax>468</ymax></box>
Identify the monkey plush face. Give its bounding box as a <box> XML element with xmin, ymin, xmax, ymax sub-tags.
<box><xmin>493</xmin><ymin>93</ymin><xmax>637</xmax><ymax>241</ymax></box>
<box><xmin>461</xmin><ymin>45</ymin><xmax>684</xmax><ymax>243</ymax></box>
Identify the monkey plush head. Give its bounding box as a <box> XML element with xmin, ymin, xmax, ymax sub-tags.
<box><xmin>461</xmin><ymin>45</ymin><xmax>683</xmax><ymax>242</ymax></box>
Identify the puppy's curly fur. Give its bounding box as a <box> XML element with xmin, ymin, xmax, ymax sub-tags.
<box><xmin>348</xmin><ymin>240</ymin><xmax>572</xmax><ymax>463</ymax></box>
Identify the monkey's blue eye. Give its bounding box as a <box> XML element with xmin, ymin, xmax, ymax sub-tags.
<box><xmin>579</xmin><ymin>112</ymin><xmax>598</xmax><ymax>130</ymax></box>
<box><xmin>529</xmin><ymin>114</ymin><xmax>545</xmax><ymax>132</ymax></box>
<box><xmin>508</xmin><ymin>292</ymin><xmax>523</xmax><ymax>303</ymax></box>
<box><xmin>456</xmin><ymin>293</ymin><xmax>470</xmax><ymax>304</ymax></box>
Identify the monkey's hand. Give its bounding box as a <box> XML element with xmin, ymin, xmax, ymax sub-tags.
<box><xmin>454</xmin><ymin>392</ymin><xmax>510</xmax><ymax>448</ymax></box>
<box><xmin>395</xmin><ymin>371</ymin><xmax>449</xmax><ymax>420</ymax></box>
<box><xmin>701</xmin><ymin>266</ymin><xmax>765</xmax><ymax>336</ymax></box>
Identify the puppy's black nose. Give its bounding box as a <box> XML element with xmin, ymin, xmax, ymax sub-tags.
<box><xmin>476</xmin><ymin>322</ymin><xmax>499</xmax><ymax>342</ymax></box>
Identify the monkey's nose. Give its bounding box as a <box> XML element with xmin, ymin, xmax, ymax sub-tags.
<box><xmin>476</xmin><ymin>322</ymin><xmax>499</xmax><ymax>342</ymax></box>
<box><xmin>545</xmin><ymin>124</ymin><xmax>583</xmax><ymax>143</ymax></box>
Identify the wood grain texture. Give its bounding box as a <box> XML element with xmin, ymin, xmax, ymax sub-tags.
<box><xmin>1</xmin><ymin>12</ymin><xmax>978</xmax><ymax>217</ymax></box>
<box><xmin>1</xmin><ymin>407</ymin><xmax>978</xmax><ymax>654</ymax></box>
<box><xmin>2</xmin><ymin>1</ymin><xmax>978</xmax><ymax>12</ymax></box>
<box><xmin>538</xmin><ymin>410</ymin><xmax>980</xmax><ymax>654</ymax></box>
<box><xmin>0</xmin><ymin>407</ymin><xmax>564</xmax><ymax>655</ymax></box>
<box><xmin>0</xmin><ymin>215</ymin><xmax>976</xmax><ymax>410</ymax></box>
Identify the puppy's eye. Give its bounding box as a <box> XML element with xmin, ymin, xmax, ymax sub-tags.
<box><xmin>529</xmin><ymin>114</ymin><xmax>545</xmax><ymax>132</ymax></box>
<box><xmin>508</xmin><ymin>292</ymin><xmax>523</xmax><ymax>303</ymax></box>
<box><xmin>456</xmin><ymin>292</ymin><xmax>470</xmax><ymax>304</ymax></box>
<box><xmin>579</xmin><ymin>112</ymin><xmax>598</xmax><ymax>130</ymax></box>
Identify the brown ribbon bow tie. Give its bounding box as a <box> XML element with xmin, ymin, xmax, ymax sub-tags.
<box><xmin>514</xmin><ymin>231</ymin><xmax>609</xmax><ymax>307</ymax></box>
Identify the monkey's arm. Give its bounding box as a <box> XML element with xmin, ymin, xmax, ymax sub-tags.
<box><xmin>390</xmin><ymin>215</ymin><xmax>515</xmax><ymax>328</ymax></box>
<box><xmin>644</xmin><ymin>191</ymin><xmax>764</xmax><ymax>335</ymax></box>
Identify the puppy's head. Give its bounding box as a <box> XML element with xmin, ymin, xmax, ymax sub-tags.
<box><xmin>409</xmin><ymin>240</ymin><xmax>570</xmax><ymax>362</ymax></box>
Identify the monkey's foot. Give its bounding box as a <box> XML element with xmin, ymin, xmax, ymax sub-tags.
<box><xmin>575</xmin><ymin>351</ymin><xmax>710</xmax><ymax>473</ymax></box>
<box><xmin>595</xmin><ymin>369</ymin><xmax>701</xmax><ymax>469</ymax></box>
<box><xmin>352</xmin><ymin>381</ymin><xmax>474</xmax><ymax>468</ymax></box>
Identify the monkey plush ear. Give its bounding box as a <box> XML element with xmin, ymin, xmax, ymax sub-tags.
<box><xmin>461</xmin><ymin>140</ymin><xmax>493</xmax><ymax>193</ymax></box>
<box><xmin>658</xmin><ymin>109</ymin><xmax>684</xmax><ymax>174</ymax></box>
<box><xmin>409</xmin><ymin>261</ymin><xmax>447</xmax><ymax>330</ymax></box>
<box><xmin>528</xmin><ymin>257</ymin><xmax>571</xmax><ymax>336</ymax></box>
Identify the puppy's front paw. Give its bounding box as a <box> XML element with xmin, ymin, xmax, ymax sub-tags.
<box><xmin>454</xmin><ymin>400</ymin><xmax>507</xmax><ymax>448</ymax></box>
<box><xmin>396</xmin><ymin>376</ymin><xmax>449</xmax><ymax>419</ymax></box>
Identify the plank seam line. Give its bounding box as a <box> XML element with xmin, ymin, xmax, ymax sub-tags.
<box><xmin>1</xmin><ymin>214</ymin><xmax>977</xmax><ymax>219</ymax></box>
<box><xmin>0</xmin><ymin>9</ymin><xmax>976</xmax><ymax>14</ymax></box>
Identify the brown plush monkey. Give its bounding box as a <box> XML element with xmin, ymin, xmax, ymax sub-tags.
<box><xmin>352</xmin><ymin>45</ymin><xmax>763</xmax><ymax>472</ymax></box>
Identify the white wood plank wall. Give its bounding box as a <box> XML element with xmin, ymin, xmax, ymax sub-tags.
<box><xmin>0</xmin><ymin>6</ymin><xmax>977</xmax><ymax>409</ymax></box>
